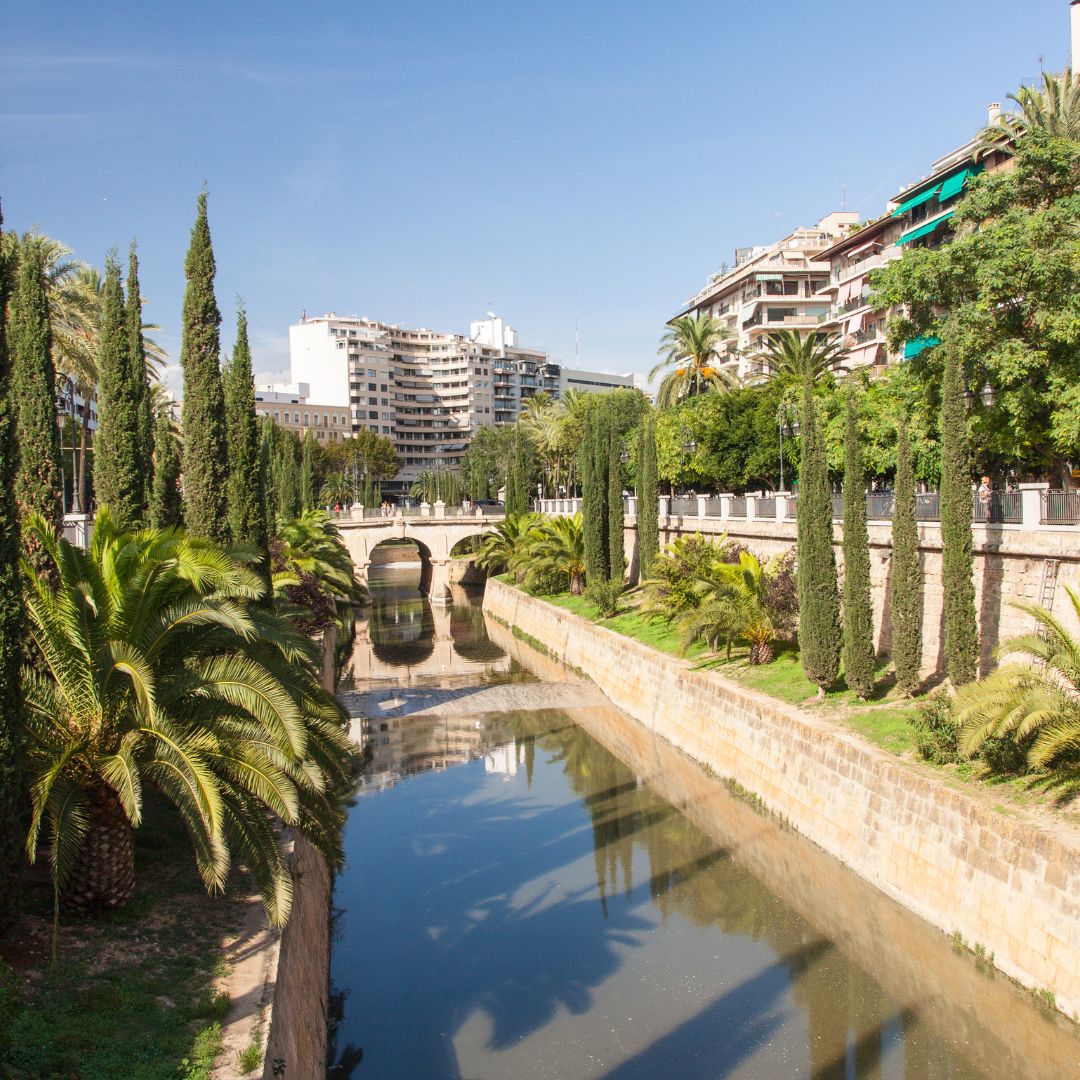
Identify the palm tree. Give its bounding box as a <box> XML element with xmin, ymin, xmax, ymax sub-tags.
<box><xmin>20</xmin><ymin>512</ymin><xmax>355</xmax><ymax>947</ymax></box>
<box><xmin>953</xmin><ymin>587</ymin><xmax>1080</xmax><ymax>768</ymax></box>
<box><xmin>979</xmin><ymin>69</ymin><xmax>1080</xmax><ymax>150</ymax></box>
<box><xmin>524</xmin><ymin>513</ymin><xmax>587</xmax><ymax>594</ymax></box>
<box><xmin>652</xmin><ymin>314</ymin><xmax>737</xmax><ymax>409</ymax></box>
<box><xmin>475</xmin><ymin>512</ymin><xmax>540</xmax><ymax>579</ymax></box>
<box><xmin>759</xmin><ymin>330</ymin><xmax>846</xmax><ymax>393</ymax></box>
<box><xmin>676</xmin><ymin>551</ymin><xmax>777</xmax><ymax>664</ymax></box>
<box><xmin>272</xmin><ymin>509</ymin><xmax>363</xmax><ymax>631</ymax></box>
<box><xmin>319</xmin><ymin>471</ymin><xmax>353</xmax><ymax>508</ymax></box>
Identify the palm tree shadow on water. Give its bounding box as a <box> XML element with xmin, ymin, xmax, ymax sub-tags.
<box><xmin>328</xmin><ymin>711</ymin><xmax>954</xmax><ymax>1079</ymax></box>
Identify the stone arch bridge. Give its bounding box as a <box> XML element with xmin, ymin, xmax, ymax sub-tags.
<box><xmin>337</xmin><ymin>513</ymin><xmax>502</xmax><ymax>602</ymax></box>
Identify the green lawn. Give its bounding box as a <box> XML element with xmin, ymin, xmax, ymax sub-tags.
<box><xmin>3</xmin><ymin>798</ymin><xmax>247</xmax><ymax>1079</ymax></box>
<box><xmin>533</xmin><ymin>586</ymin><xmax>918</xmax><ymax>756</ymax></box>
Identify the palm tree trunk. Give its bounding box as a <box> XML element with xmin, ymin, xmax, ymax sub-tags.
<box><xmin>61</xmin><ymin>783</ymin><xmax>135</xmax><ymax>915</ymax></box>
<box><xmin>570</xmin><ymin>571</ymin><xmax>585</xmax><ymax>595</ymax></box>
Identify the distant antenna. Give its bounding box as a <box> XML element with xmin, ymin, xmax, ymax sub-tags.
<box><xmin>1038</xmin><ymin>53</ymin><xmax>1045</xmax><ymax>72</ymax></box>
<box><xmin>840</xmin><ymin>185</ymin><xmax>848</xmax><ymax>211</ymax></box>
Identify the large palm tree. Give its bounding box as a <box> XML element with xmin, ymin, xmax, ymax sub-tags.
<box><xmin>475</xmin><ymin>512</ymin><xmax>540</xmax><ymax>578</ymax></box>
<box><xmin>953</xmin><ymin>587</ymin><xmax>1080</xmax><ymax>768</ymax></box>
<box><xmin>20</xmin><ymin>512</ymin><xmax>355</xmax><ymax>945</ymax></box>
<box><xmin>980</xmin><ymin>68</ymin><xmax>1080</xmax><ymax>150</ymax></box>
<box><xmin>652</xmin><ymin>314</ymin><xmax>737</xmax><ymax>409</ymax></box>
<box><xmin>524</xmin><ymin>513</ymin><xmax>587</xmax><ymax>594</ymax></box>
<box><xmin>759</xmin><ymin>330</ymin><xmax>846</xmax><ymax>393</ymax></box>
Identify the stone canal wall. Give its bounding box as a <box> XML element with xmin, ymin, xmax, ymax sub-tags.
<box><xmin>483</xmin><ymin>578</ymin><xmax>1080</xmax><ymax>1018</ymax></box>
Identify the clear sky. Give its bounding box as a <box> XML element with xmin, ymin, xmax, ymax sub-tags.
<box><xmin>1</xmin><ymin>1</ymin><xmax>1071</xmax><ymax>390</ymax></box>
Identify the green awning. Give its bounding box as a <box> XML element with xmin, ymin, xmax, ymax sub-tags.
<box><xmin>895</xmin><ymin>211</ymin><xmax>955</xmax><ymax>245</ymax></box>
<box><xmin>891</xmin><ymin>184</ymin><xmax>942</xmax><ymax>217</ymax></box>
<box><xmin>937</xmin><ymin>169</ymin><xmax>970</xmax><ymax>202</ymax></box>
<box><xmin>904</xmin><ymin>335</ymin><xmax>941</xmax><ymax>359</ymax></box>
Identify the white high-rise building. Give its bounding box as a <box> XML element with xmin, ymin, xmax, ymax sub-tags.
<box><xmin>289</xmin><ymin>313</ymin><xmax>634</xmax><ymax>484</ymax></box>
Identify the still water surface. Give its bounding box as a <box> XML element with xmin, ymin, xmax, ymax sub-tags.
<box><xmin>330</xmin><ymin>568</ymin><xmax>1080</xmax><ymax>1079</ymax></box>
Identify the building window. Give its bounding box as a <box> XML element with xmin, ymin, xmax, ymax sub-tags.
<box><xmin>369</xmin><ymin>410</ymin><xmax>378</xmax><ymax>419</ymax></box>
<box><xmin>368</xmin><ymin>383</ymin><xmax>377</xmax><ymax>391</ymax></box>
<box><xmin>367</xmin><ymin>369</ymin><xmax>376</xmax><ymax>377</ymax></box>
<box><xmin>304</xmin><ymin>413</ymin><xmax>309</xmax><ymax>425</ymax></box>
<box><xmin>283</xmin><ymin>412</ymin><xmax>290</xmax><ymax>422</ymax></box>
<box><xmin>273</xmin><ymin>411</ymin><xmax>280</xmax><ymax>421</ymax></box>
<box><xmin>382</xmin><ymin>426</ymin><xmax>391</xmax><ymax>434</ymax></box>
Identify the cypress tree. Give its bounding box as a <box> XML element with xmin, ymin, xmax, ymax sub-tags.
<box><xmin>796</xmin><ymin>379</ymin><xmax>841</xmax><ymax>698</ymax></box>
<box><xmin>275</xmin><ymin>432</ymin><xmax>301</xmax><ymax>521</ymax></box>
<box><xmin>300</xmin><ymin>430</ymin><xmax>317</xmax><ymax>511</ymax></box>
<box><xmin>940</xmin><ymin>345</ymin><xmax>978</xmax><ymax>685</ymax></box>
<box><xmin>149</xmin><ymin>406</ymin><xmax>183</xmax><ymax>529</ymax></box>
<box><xmin>890</xmin><ymin>416</ymin><xmax>922</xmax><ymax>695</ymax></box>
<box><xmin>10</xmin><ymin>235</ymin><xmax>62</xmax><ymax>535</ymax></box>
<box><xmin>506</xmin><ymin>433</ymin><xmax>529</xmax><ymax>516</ymax></box>
<box><xmin>127</xmin><ymin>242</ymin><xmax>153</xmax><ymax>517</ymax></box>
<box><xmin>0</xmin><ymin>205</ymin><xmax>25</xmax><ymax>923</ymax></box>
<box><xmin>636</xmin><ymin>414</ymin><xmax>659</xmax><ymax>582</ymax></box>
<box><xmin>607</xmin><ymin>424</ymin><xmax>624</xmax><ymax>583</ymax></box>
<box><xmin>841</xmin><ymin>389</ymin><xmax>875</xmax><ymax>700</ymax></box>
<box><xmin>179</xmin><ymin>192</ymin><xmax>229</xmax><ymax>542</ymax></box>
<box><xmin>95</xmin><ymin>255</ymin><xmax>143</xmax><ymax>529</ymax></box>
<box><xmin>225</xmin><ymin>305</ymin><xmax>267</xmax><ymax>547</ymax></box>
<box><xmin>581</xmin><ymin>414</ymin><xmax>609</xmax><ymax>584</ymax></box>
<box><xmin>258</xmin><ymin>417</ymin><xmax>277</xmax><ymax>535</ymax></box>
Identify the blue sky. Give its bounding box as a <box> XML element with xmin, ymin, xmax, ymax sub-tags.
<box><xmin>1</xmin><ymin>1</ymin><xmax>1071</xmax><ymax>389</ymax></box>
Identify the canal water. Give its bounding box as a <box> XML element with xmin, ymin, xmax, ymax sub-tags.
<box><xmin>329</xmin><ymin>568</ymin><xmax>1080</xmax><ymax>1079</ymax></box>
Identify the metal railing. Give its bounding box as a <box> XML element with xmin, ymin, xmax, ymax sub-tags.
<box><xmin>1041</xmin><ymin>490</ymin><xmax>1080</xmax><ymax>525</ymax></box>
<box><xmin>703</xmin><ymin>496</ymin><xmax>724</xmax><ymax>517</ymax></box>
<box><xmin>670</xmin><ymin>496</ymin><xmax>697</xmax><ymax>517</ymax></box>
<box><xmin>756</xmin><ymin>496</ymin><xmax>777</xmax><ymax>518</ymax></box>
<box><xmin>831</xmin><ymin>494</ymin><xmax>844</xmax><ymax>518</ymax></box>
<box><xmin>729</xmin><ymin>496</ymin><xmax>747</xmax><ymax>518</ymax></box>
<box><xmin>973</xmin><ymin>491</ymin><xmax>1022</xmax><ymax>525</ymax></box>
<box><xmin>866</xmin><ymin>493</ymin><xmax>894</xmax><ymax>520</ymax></box>
<box><xmin>915</xmin><ymin>492</ymin><xmax>940</xmax><ymax>521</ymax></box>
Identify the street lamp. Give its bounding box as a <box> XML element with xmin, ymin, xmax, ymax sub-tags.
<box><xmin>678</xmin><ymin>427</ymin><xmax>697</xmax><ymax>496</ymax></box>
<box><xmin>777</xmin><ymin>399</ymin><xmax>799</xmax><ymax>492</ymax></box>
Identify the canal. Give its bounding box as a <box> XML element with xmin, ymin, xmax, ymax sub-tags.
<box><xmin>329</xmin><ymin>567</ymin><xmax>1080</xmax><ymax>1079</ymax></box>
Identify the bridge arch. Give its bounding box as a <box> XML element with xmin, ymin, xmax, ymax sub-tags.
<box><xmin>337</xmin><ymin>514</ymin><xmax>501</xmax><ymax>604</ymax></box>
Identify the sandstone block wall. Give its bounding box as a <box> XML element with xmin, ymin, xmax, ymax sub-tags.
<box><xmin>623</xmin><ymin>515</ymin><xmax>1080</xmax><ymax>678</ymax></box>
<box><xmin>484</xmin><ymin>579</ymin><xmax>1080</xmax><ymax>1017</ymax></box>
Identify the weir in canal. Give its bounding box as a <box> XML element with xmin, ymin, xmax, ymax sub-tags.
<box><xmin>328</xmin><ymin>567</ymin><xmax>1080</xmax><ymax>1079</ymax></box>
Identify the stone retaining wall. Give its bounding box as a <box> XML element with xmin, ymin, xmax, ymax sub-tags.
<box><xmin>484</xmin><ymin>578</ymin><xmax>1080</xmax><ymax>1017</ymax></box>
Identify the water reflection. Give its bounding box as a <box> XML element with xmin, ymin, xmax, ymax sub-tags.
<box><xmin>338</xmin><ymin>567</ymin><xmax>522</xmax><ymax>690</ymax></box>
<box><xmin>331</xmin><ymin>589</ymin><xmax>1080</xmax><ymax>1079</ymax></box>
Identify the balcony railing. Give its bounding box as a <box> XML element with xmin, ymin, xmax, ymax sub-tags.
<box><xmin>670</xmin><ymin>496</ymin><xmax>697</xmax><ymax>516</ymax></box>
<box><xmin>728</xmin><ymin>496</ymin><xmax>747</xmax><ymax>518</ymax></box>
<box><xmin>973</xmin><ymin>491</ymin><xmax>1022</xmax><ymax>525</ymax></box>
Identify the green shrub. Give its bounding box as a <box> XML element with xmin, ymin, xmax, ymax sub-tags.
<box><xmin>524</xmin><ymin>565</ymin><xmax>567</xmax><ymax>596</ymax></box>
<box><xmin>980</xmin><ymin>734</ymin><xmax>1030</xmax><ymax>776</ymax></box>
<box><xmin>910</xmin><ymin>691</ymin><xmax>960</xmax><ymax>764</ymax></box>
<box><xmin>585</xmin><ymin>579</ymin><xmax>623</xmax><ymax>617</ymax></box>
<box><xmin>643</xmin><ymin>533</ymin><xmax>738</xmax><ymax>616</ymax></box>
<box><xmin>238</xmin><ymin>1042</ymin><xmax>263</xmax><ymax>1074</ymax></box>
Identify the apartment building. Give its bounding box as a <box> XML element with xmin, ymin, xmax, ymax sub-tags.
<box><xmin>813</xmin><ymin>109</ymin><xmax>1013</xmax><ymax>367</ymax></box>
<box><xmin>674</xmin><ymin>212</ymin><xmax>859</xmax><ymax>380</ymax></box>
<box><xmin>560</xmin><ymin>366</ymin><xmax>635</xmax><ymax>396</ymax></box>
<box><xmin>290</xmin><ymin>312</ymin><xmax>633</xmax><ymax>484</ymax></box>
<box><xmin>253</xmin><ymin>383</ymin><xmax>351</xmax><ymax>443</ymax></box>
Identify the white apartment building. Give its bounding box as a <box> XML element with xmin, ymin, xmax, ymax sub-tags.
<box><xmin>289</xmin><ymin>312</ymin><xmax>634</xmax><ymax>484</ymax></box>
<box><xmin>560</xmin><ymin>367</ymin><xmax>635</xmax><ymax>395</ymax></box>
<box><xmin>674</xmin><ymin>212</ymin><xmax>860</xmax><ymax>380</ymax></box>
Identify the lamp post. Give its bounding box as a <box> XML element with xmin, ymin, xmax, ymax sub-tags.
<box><xmin>678</xmin><ymin>427</ymin><xmax>697</xmax><ymax>496</ymax></box>
<box><xmin>777</xmin><ymin>398</ymin><xmax>798</xmax><ymax>492</ymax></box>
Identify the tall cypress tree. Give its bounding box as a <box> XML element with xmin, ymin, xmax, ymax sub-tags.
<box><xmin>0</xmin><ymin>205</ymin><xmax>25</xmax><ymax>924</ymax></box>
<box><xmin>149</xmin><ymin>406</ymin><xmax>183</xmax><ymax>529</ymax></box>
<box><xmin>179</xmin><ymin>192</ymin><xmax>229</xmax><ymax>542</ymax></box>
<box><xmin>581</xmin><ymin>413</ymin><xmax>609</xmax><ymax>584</ymax></box>
<box><xmin>10</xmin><ymin>234</ymin><xmax>62</xmax><ymax>535</ymax></box>
<box><xmin>275</xmin><ymin>431</ymin><xmax>301</xmax><ymax>521</ymax></box>
<box><xmin>607</xmin><ymin>424</ymin><xmax>624</xmax><ymax>583</ymax></box>
<box><xmin>95</xmin><ymin>255</ymin><xmax>143</xmax><ymax>529</ymax></box>
<box><xmin>890</xmin><ymin>416</ymin><xmax>922</xmax><ymax>695</ymax></box>
<box><xmin>225</xmin><ymin>305</ymin><xmax>267</xmax><ymax>547</ymax></box>
<box><xmin>636</xmin><ymin>413</ymin><xmax>659</xmax><ymax>582</ymax></box>
<box><xmin>506</xmin><ymin>433</ymin><xmax>529</xmax><ymax>516</ymax></box>
<box><xmin>796</xmin><ymin>378</ymin><xmax>841</xmax><ymax>698</ymax></box>
<box><xmin>300</xmin><ymin>430</ymin><xmax>317</xmax><ymax>511</ymax></box>
<box><xmin>127</xmin><ymin>241</ymin><xmax>153</xmax><ymax>517</ymax></box>
<box><xmin>259</xmin><ymin>416</ymin><xmax>277</xmax><ymax>535</ymax></box>
<box><xmin>940</xmin><ymin>345</ymin><xmax>978</xmax><ymax>685</ymax></box>
<box><xmin>841</xmin><ymin>389</ymin><xmax>875</xmax><ymax>700</ymax></box>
